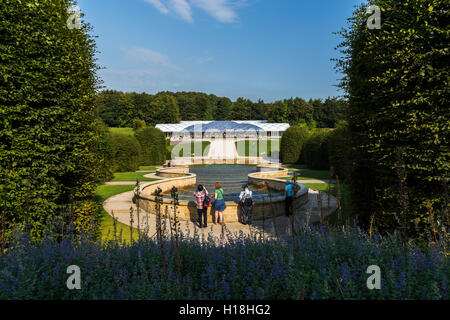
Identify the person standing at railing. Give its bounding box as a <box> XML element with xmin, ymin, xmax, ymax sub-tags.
<box><xmin>213</xmin><ymin>182</ymin><xmax>226</xmax><ymax>225</ymax></box>
<box><xmin>239</xmin><ymin>184</ymin><xmax>253</xmax><ymax>225</ymax></box>
<box><xmin>285</xmin><ymin>179</ymin><xmax>295</xmax><ymax>216</ymax></box>
<box><xmin>194</xmin><ymin>184</ymin><xmax>208</xmax><ymax>228</ymax></box>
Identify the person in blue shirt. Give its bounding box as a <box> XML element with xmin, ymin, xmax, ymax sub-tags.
<box><xmin>285</xmin><ymin>179</ymin><xmax>295</xmax><ymax>216</ymax></box>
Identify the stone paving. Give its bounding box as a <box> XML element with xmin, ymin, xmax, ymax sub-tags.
<box><xmin>103</xmin><ymin>182</ymin><xmax>338</xmax><ymax>243</ymax></box>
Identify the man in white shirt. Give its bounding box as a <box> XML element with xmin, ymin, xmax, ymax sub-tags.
<box><xmin>239</xmin><ymin>184</ymin><xmax>253</xmax><ymax>225</ymax></box>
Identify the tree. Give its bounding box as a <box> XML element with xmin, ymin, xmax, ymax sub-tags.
<box><xmin>95</xmin><ymin>90</ymin><xmax>133</xmax><ymax>127</ymax></box>
<box><xmin>150</xmin><ymin>92</ymin><xmax>180</xmax><ymax>124</ymax></box>
<box><xmin>266</xmin><ymin>101</ymin><xmax>288</xmax><ymax>123</ymax></box>
<box><xmin>251</xmin><ymin>99</ymin><xmax>266</xmax><ymax>120</ymax></box>
<box><xmin>280</xmin><ymin>126</ymin><xmax>310</xmax><ymax>164</ymax></box>
<box><xmin>214</xmin><ymin>97</ymin><xmax>232</xmax><ymax>120</ymax></box>
<box><xmin>336</xmin><ymin>0</ymin><xmax>449</xmax><ymax>233</ymax></box>
<box><xmin>229</xmin><ymin>98</ymin><xmax>254</xmax><ymax>120</ymax></box>
<box><xmin>0</xmin><ymin>0</ymin><xmax>101</xmax><ymax>238</ymax></box>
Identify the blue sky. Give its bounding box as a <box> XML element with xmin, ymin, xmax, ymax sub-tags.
<box><xmin>78</xmin><ymin>0</ymin><xmax>363</xmax><ymax>102</ymax></box>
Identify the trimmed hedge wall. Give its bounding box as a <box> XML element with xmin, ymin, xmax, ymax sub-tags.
<box><xmin>280</xmin><ymin>125</ymin><xmax>310</xmax><ymax>164</ymax></box>
<box><xmin>134</xmin><ymin>127</ymin><xmax>166</xmax><ymax>166</ymax></box>
<box><xmin>328</xmin><ymin>120</ymin><xmax>351</xmax><ymax>180</ymax></box>
<box><xmin>109</xmin><ymin>132</ymin><xmax>141</xmax><ymax>172</ymax></box>
<box><xmin>303</xmin><ymin>130</ymin><xmax>332</xmax><ymax>170</ymax></box>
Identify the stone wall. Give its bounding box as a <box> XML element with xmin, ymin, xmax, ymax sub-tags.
<box><xmin>136</xmin><ymin>165</ymin><xmax>309</xmax><ymax>223</ymax></box>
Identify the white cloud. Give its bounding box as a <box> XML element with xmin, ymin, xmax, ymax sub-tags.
<box><xmin>170</xmin><ymin>0</ymin><xmax>194</xmax><ymax>23</ymax></box>
<box><xmin>121</xmin><ymin>46</ymin><xmax>179</xmax><ymax>70</ymax></box>
<box><xmin>191</xmin><ymin>0</ymin><xmax>238</xmax><ymax>23</ymax></box>
<box><xmin>144</xmin><ymin>0</ymin><xmax>246</xmax><ymax>23</ymax></box>
<box><xmin>144</xmin><ymin>0</ymin><xmax>169</xmax><ymax>14</ymax></box>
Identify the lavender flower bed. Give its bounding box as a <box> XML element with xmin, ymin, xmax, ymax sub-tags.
<box><xmin>0</xmin><ymin>225</ymin><xmax>448</xmax><ymax>300</ymax></box>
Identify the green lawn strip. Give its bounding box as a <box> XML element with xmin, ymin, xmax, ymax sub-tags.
<box><xmin>95</xmin><ymin>185</ymin><xmax>140</xmax><ymax>243</ymax></box>
<box><xmin>281</xmin><ymin>166</ymin><xmax>330</xmax><ymax>180</ymax></box>
<box><xmin>138</xmin><ymin>165</ymin><xmax>158</xmax><ymax>171</ymax></box>
<box><xmin>167</xmin><ymin>141</ymin><xmax>211</xmax><ymax>158</ymax></box>
<box><xmin>235</xmin><ymin>139</ymin><xmax>280</xmax><ymax>157</ymax></box>
<box><xmin>284</xmin><ymin>164</ymin><xmax>307</xmax><ymax>170</ymax></box>
<box><xmin>109</xmin><ymin>127</ymin><xmax>134</xmax><ymax>136</ymax></box>
<box><xmin>112</xmin><ymin>171</ymin><xmax>159</xmax><ymax>182</ymax></box>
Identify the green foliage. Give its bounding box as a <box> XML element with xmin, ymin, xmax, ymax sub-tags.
<box><xmin>336</xmin><ymin>0</ymin><xmax>449</xmax><ymax>233</ymax></box>
<box><xmin>149</xmin><ymin>92</ymin><xmax>180</xmax><ymax>125</ymax></box>
<box><xmin>93</xmin><ymin>120</ymin><xmax>114</xmax><ymax>183</ymax></box>
<box><xmin>96</xmin><ymin>90</ymin><xmax>346</xmax><ymax>128</ymax></box>
<box><xmin>0</xmin><ymin>0</ymin><xmax>101</xmax><ymax>239</ymax></box>
<box><xmin>108</xmin><ymin>127</ymin><xmax>134</xmax><ymax>136</ymax></box>
<box><xmin>95</xmin><ymin>90</ymin><xmax>134</xmax><ymax>127</ymax></box>
<box><xmin>328</xmin><ymin>120</ymin><xmax>351</xmax><ymax>180</ymax></box>
<box><xmin>303</xmin><ymin>130</ymin><xmax>332</xmax><ymax>170</ymax></box>
<box><xmin>280</xmin><ymin>126</ymin><xmax>310</xmax><ymax>164</ymax></box>
<box><xmin>109</xmin><ymin>133</ymin><xmax>141</xmax><ymax>172</ymax></box>
<box><xmin>214</xmin><ymin>97</ymin><xmax>232</xmax><ymax>120</ymax></box>
<box><xmin>229</xmin><ymin>98</ymin><xmax>254</xmax><ymax>120</ymax></box>
<box><xmin>134</xmin><ymin>127</ymin><xmax>166</xmax><ymax>166</ymax></box>
<box><xmin>132</xmin><ymin>119</ymin><xmax>146</xmax><ymax>131</ymax></box>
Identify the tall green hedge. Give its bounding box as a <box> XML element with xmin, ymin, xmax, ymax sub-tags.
<box><xmin>328</xmin><ymin>121</ymin><xmax>351</xmax><ymax>180</ymax></box>
<box><xmin>109</xmin><ymin>133</ymin><xmax>141</xmax><ymax>172</ymax></box>
<box><xmin>303</xmin><ymin>130</ymin><xmax>332</xmax><ymax>170</ymax></box>
<box><xmin>0</xmin><ymin>0</ymin><xmax>101</xmax><ymax>239</ymax></box>
<box><xmin>336</xmin><ymin>0</ymin><xmax>449</xmax><ymax>233</ymax></box>
<box><xmin>134</xmin><ymin>127</ymin><xmax>166</xmax><ymax>166</ymax></box>
<box><xmin>280</xmin><ymin>126</ymin><xmax>310</xmax><ymax>164</ymax></box>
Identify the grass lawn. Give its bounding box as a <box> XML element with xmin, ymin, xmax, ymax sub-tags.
<box><xmin>138</xmin><ymin>165</ymin><xmax>158</xmax><ymax>171</ymax></box>
<box><xmin>112</xmin><ymin>171</ymin><xmax>160</xmax><ymax>182</ymax></box>
<box><xmin>167</xmin><ymin>141</ymin><xmax>211</xmax><ymax>158</ymax></box>
<box><xmin>235</xmin><ymin>139</ymin><xmax>280</xmax><ymax>157</ymax></box>
<box><xmin>95</xmin><ymin>185</ymin><xmax>140</xmax><ymax>243</ymax></box>
<box><xmin>109</xmin><ymin>127</ymin><xmax>134</xmax><ymax>136</ymax></box>
<box><xmin>282</xmin><ymin>165</ymin><xmax>331</xmax><ymax>180</ymax></box>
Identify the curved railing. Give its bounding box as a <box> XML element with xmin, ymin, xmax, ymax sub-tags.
<box><xmin>135</xmin><ymin>164</ymin><xmax>309</xmax><ymax>223</ymax></box>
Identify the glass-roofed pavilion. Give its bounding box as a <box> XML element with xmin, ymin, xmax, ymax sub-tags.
<box><xmin>156</xmin><ymin>121</ymin><xmax>290</xmax><ymax>140</ymax></box>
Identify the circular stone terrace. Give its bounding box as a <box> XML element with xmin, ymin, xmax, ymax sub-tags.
<box><xmin>136</xmin><ymin>164</ymin><xmax>309</xmax><ymax>223</ymax></box>
<box><xmin>103</xmin><ymin>163</ymin><xmax>338</xmax><ymax>242</ymax></box>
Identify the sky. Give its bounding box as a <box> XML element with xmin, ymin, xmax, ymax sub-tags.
<box><xmin>78</xmin><ymin>0</ymin><xmax>363</xmax><ymax>102</ymax></box>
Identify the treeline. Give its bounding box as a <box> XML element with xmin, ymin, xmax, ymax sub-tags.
<box><xmin>95</xmin><ymin>90</ymin><xmax>347</xmax><ymax>128</ymax></box>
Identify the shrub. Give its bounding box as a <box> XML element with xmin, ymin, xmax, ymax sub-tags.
<box><xmin>134</xmin><ymin>127</ymin><xmax>166</xmax><ymax>166</ymax></box>
<box><xmin>328</xmin><ymin>120</ymin><xmax>351</xmax><ymax>180</ymax></box>
<box><xmin>280</xmin><ymin>126</ymin><xmax>310</xmax><ymax>164</ymax></box>
<box><xmin>109</xmin><ymin>132</ymin><xmax>141</xmax><ymax>172</ymax></box>
<box><xmin>303</xmin><ymin>130</ymin><xmax>332</xmax><ymax>170</ymax></box>
<box><xmin>93</xmin><ymin>120</ymin><xmax>114</xmax><ymax>183</ymax></box>
<box><xmin>132</xmin><ymin>119</ymin><xmax>146</xmax><ymax>131</ymax></box>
